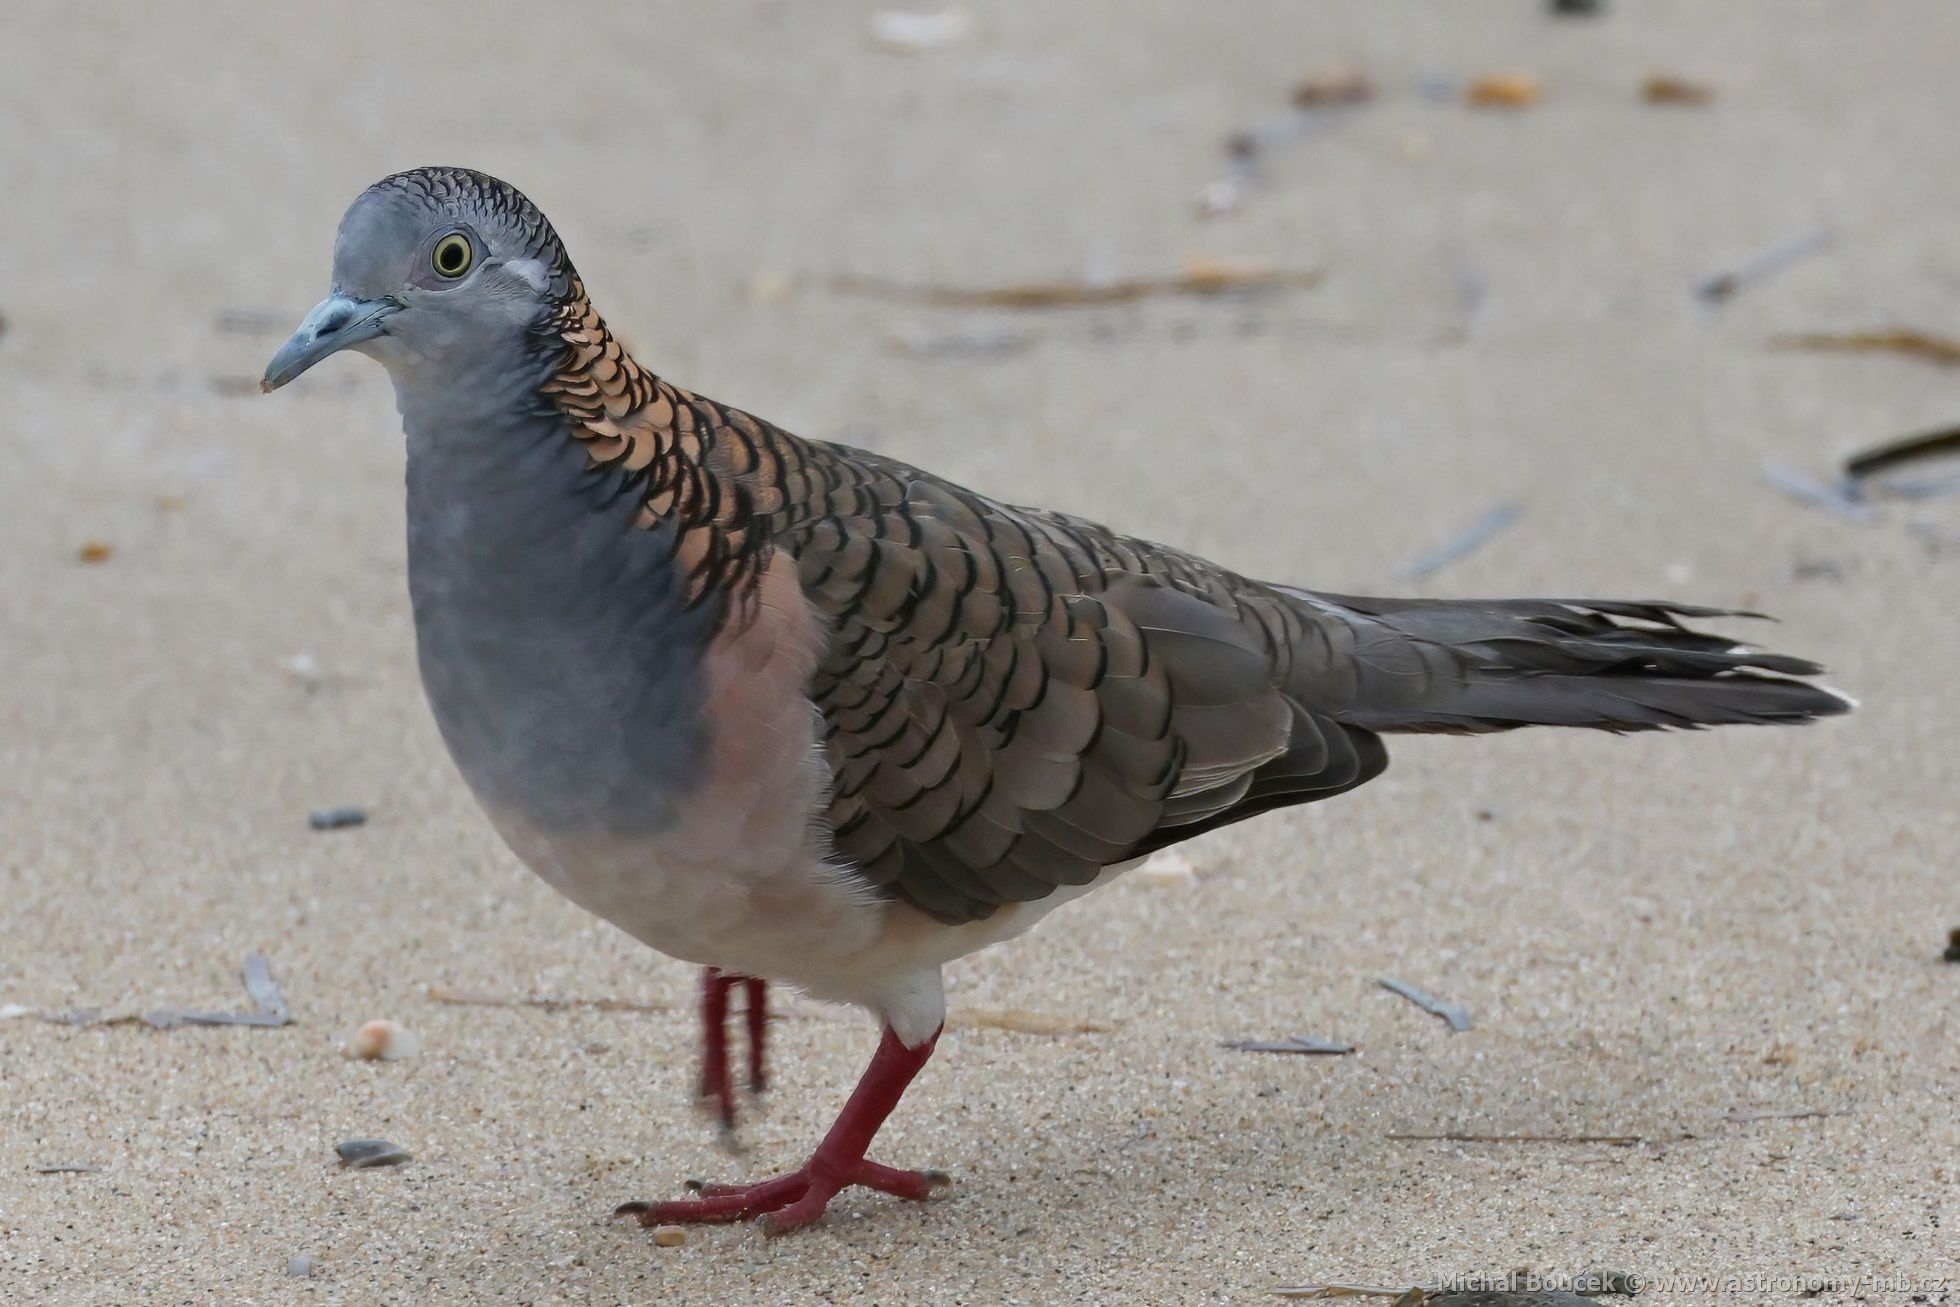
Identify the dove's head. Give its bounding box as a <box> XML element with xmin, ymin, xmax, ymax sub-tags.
<box><xmin>263</xmin><ymin>168</ymin><xmax>575</xmax><ymax>392</ymax></box>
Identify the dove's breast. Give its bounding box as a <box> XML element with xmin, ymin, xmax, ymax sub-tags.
<box><xmin>400</xmin><ymin>415</ymin><xmax>881</xmax><ymax>972</ymax></box>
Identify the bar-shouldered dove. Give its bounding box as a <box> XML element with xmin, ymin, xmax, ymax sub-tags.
<box><xmin>263</xmin><ymin>168</ymin><xmax>1850</xmax><ymax>1236</ymax></box>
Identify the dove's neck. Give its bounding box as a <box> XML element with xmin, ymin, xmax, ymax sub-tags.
<box><xmin>525</xmin><ymin>282</ymin><xmax>810</xmax><ymax>606</ymax></box>
<box><xmin>392</xmin><ymin>332</ymin><xmax>722</xmax><ymax>839</ymax></box>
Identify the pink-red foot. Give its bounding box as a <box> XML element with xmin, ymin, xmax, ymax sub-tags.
<box><xmin>620</xmin><ymin>1022</ymin><xmax>945</xmax><ymax>1235</ymax></box>
<box><xmin>617</xmin><ymin>1161</ymin><xmax>950</xmax><ymax>1235</ymax></box>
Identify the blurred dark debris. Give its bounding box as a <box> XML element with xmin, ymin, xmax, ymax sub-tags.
<box><xmin>1465</xmin><ymin>73</ymin><xmax>1542</xmax><ymax>109</ymax></box>
<box><xmin>1696</xmin><ymin>228</ymin><xmax>1833</xmax><ymax>304</ymax></box>
<box><xmin>240</xmin><ymin>953</ymin><xmax>291</xmax><ymax>1021</ymax></box>
<box><xmin>1396</xmin><ymin>503</ymin><xmax>1521</xmax><ymax>579</ymax></box>
<box><xmin>336</xmin><ymin>1138</ymin><xmax>412</xmax><ymax>1170</ymax></box>
<box><xmin>1906</xmin><ymin>521</ymin><xmax>1960</xmax><ymax>557</ymax></box>
<box><xmin>835</xmin><ymin>261</ymin><xmax>1321</xmax><ymax>309</ymax></box>
<box><xmin>886</xmin><ymin>326</ymin><xmax>1035</xmax><ymax>360</ymax></box>
<box><xmin>144</xmin><ymin>953</ymin><xmax>291</xmax><ymax>1029</ymax></box>
<box><xmin>1942</xmin><ymin>926</ymin><xmax>1960</xmax><ymax>963</ymax></box>
<box><xmin>1759</xmin><ymin>463</ymin><xmax>1872</xmax><ymax>522</ymax></box>
<box><xmin>308</xmin><ymin>805</ymin><xmax>368</xmax><ymax>831</ymax></box>
<box><xmin>428</xmin><ymin>984</ymin><xmax>670</xmax><ymax>1014</ymax></box>
<box><xmin>1201</xmin><ymin>66</ymin><xmax>1372</xmax><ymax>217</ymax></box>
<box><xmin>1225</xmin><ymin>1034</ymin><xmax>1354</xmax><ymax>1055</ymax></box>
<box><xmin>1875</xmin><ymin>472</ymin><xmax>1960</xmax><ymax>500</ymax></box>
<box><xmin>1723</xmin><ymin>1107</ymin><xmax>1841</xmax><ymax>1123</ymax></box>
<box><xmin>28</xmin><ymin>954</ymin><xmax>291</xmax><ymax>1030</ymax></box>
<box><xmin>1376</xmin><ymin>977</ymin><xmax>1472</xmax><ymax>1032</ymax></box>
<box><xmin>1791</xmin><ymin>557</ymin><xmax>1850</xmax><ymax>583</ymax></box>
<box><xmin>31</xmin><ymin>1163</ymin><xmax>100</xmax><ymax>1175</ymax></box>
<box><xmin>1777</xmin><ymin>328</ymin><xmax>1960</xmax><ymax>368</ymax></box>
<box><xmin>1291</xmin><ymin>66</ymin><xmax>1375</xmax><ymax>109</ymax></box>
<box><xmin>76</xmin><ymin>540</ymin><xmax>113</xmax><ymax>564</ymax></box>
<box><xmin>1762</xmin><ymin>425</ymin><xmax>1960</xmax><ymax>530</ymax></box>
<box><xmin>1641</xmin><ymin>74</ymin><xmax>1715</xmax><ymax>106</ymax></box>
<box><xmin>1842</xmin><ymin>422</ymin><xmax>1960</xmax><ymax>482</ymax></box>
<box><xmin>1548</xmin><ymin>0</ymin><xmax>1607</xmax><ymax>14</ymax></box>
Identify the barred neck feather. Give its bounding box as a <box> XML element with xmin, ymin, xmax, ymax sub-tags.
<box><xmin>531</xmin><ymin>278</ymin><xmax>869</xmax><ymax>612</ymax></box>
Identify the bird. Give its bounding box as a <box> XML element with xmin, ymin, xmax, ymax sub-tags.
<box><xmin>262</xmin><ymin>167</ymin><xmax>1851</xmax><ymax>1236</ymax></box>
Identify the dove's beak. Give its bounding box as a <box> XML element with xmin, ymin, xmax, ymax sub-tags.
<box><xmin>260</xmin><ymin>293</ymin><xmax>400</xmax><ymax>392</ymax></box>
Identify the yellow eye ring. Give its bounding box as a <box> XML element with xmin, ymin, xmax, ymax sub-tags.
<box><xmin>431</xmin><ymin>233</ymin><xmax>473</xmax><ymax>279</ymax></box>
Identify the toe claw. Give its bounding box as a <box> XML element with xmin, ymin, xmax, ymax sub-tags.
<box><xmin>612</xmin><ymin>1200</ymin><xmax>652</xmax><ymax>1217</ymax></box>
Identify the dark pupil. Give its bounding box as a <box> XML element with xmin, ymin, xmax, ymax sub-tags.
<box><xmin>438</xmin><ymin>241</ymin><xmax>465</xmax><ymax>273</ymax></box>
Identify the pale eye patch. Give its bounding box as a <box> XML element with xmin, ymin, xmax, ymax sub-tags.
<box><xmin>504</xmin><ymin>258</ymin><xmax>551</xmax><ymax>292</ymax></box>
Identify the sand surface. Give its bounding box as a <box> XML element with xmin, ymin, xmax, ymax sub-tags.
<box><xmin>2</xmin><ymin>2</ymin><xmax>1956</xmax><ymax>1302</ymax></box>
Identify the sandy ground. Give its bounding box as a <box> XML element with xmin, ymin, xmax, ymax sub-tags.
<box><xmin>3</xmin><ymin>2</ymin><xmax>1957</xmax><ymax>1303</ymax></box>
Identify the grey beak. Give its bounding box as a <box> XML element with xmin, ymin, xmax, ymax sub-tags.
<box><xmin>260</xmin><ymin>293</ymin><xmax>399</xmax><ymax>392</ymax></box>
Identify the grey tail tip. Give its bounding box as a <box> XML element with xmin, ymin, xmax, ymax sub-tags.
<box><xmin>1309</xmin><ymin>594</ymin><xmax>1856</xmax><ymax>734</ymax></box>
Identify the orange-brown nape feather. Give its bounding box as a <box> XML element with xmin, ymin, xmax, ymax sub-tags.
<box><xmin>536</xmin><ymin>279</ymin><xmax>849</xmax><ymax>612</ymax></box>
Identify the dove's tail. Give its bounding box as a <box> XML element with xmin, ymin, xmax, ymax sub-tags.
<box><xmin>1280</xmin><ymin>591</ymin><xmax>1854</xmax><ymax>734</ymax></box>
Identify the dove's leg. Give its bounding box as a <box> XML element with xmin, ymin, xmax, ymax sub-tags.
<box><xmin>622</xmin><ymin>1023</ymin><xmax>947</xmax><ymax>1236</ymax></box>
<box><xmin>696</xmin><ymin>967</ymin><xmax>733</xmax><ymax>1126</ymax></box>
<box><xmin>743</xmin><ymin>976</ymin><xmax>768</xmax><ymax>1092</ymax></box>
<box><xmin>695</xmin><ymin>968</ymin><xmax>769</xmax><ymax>1133</ymax></box>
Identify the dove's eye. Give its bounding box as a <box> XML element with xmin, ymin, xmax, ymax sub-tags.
<box><xmin>431</xmin><ymin>233</ymin><xmax>474</xmax><ymax>279</ymax></box>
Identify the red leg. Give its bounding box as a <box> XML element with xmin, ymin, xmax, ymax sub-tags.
<box><xmin>742</xmin><ymin>976</ymin><xmax>768</xmax><ymax>1092</ymax></box>
<box><xmin>620</xmin><ymin>1023</ymin><xmax>948</xmax><ymax>1236</ymax></box>
<box><xmin>696</xmin><ymin>967</ymin><xmax>737</xmax><ymax>1131</ymax></box>
<box><xmin>695</xmin><ymin>969</ymin><xmax>769</xmax><ymax>1137</ymax></box>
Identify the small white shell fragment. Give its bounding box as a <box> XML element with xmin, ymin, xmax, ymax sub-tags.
<box><xmin>286</xmin><ymin>1256</ymin><xmax>315</xmax><ymax>1278</ymax></box>
<box><xmin>1137</xmin><ymin>850</ymin><xmax>1198</xmax><ymax>887</ymax></box>
<box><xmin>746</xmin><ymin>272</ymin><xmax>798</xmax><ymax>305</ymax></box>
<box><xmin>651</xmin><ymin>1226</ymin><xmax>688</xmax><ymax>1248</ymax></box>
<box><xmin>1195</xmin><ymin>177</ymin><xmax>1245</xmax><ymax>218</ymax></box>
<box><xmin>281</xmin><ymin>653</ymin><xmax>322</xmax><ymax>686</ymax></box>
<box><xmin>346</xmin><ymin>1018</ymin><xmax>421</xmax><ymax>1061</ymax></box>
<box><xmin>869</xmin><ymin>8</ymin><xmax>972</xmax><ymax>53</ymax></box>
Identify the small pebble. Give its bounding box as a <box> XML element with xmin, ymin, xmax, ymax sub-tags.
<box><xmin>1473</xmin><ymin>72</ymin><xmax>1544</xmax><ymax>108</ymax></box>
<box><xmin>1290</xmin><ymin>66</ymin><xmax>1373</xmax><ymax>108</ymax></box>
<box><xmin>651</xmin><ymin>1226</ymin><xmax>688</xmax><ymax>1248</ymax></box>
<box><xmin>309</xmin><ymin>806</ymin><xmax>367</xmax><ymax>831</ymax></box>
<box><xmin>335</xmin><ymin>1138</ymin><xmax>412</xmax><ymax>1169</ymax></box>
<box><xmin>346</xmin><ymin>1018</ymin><xmax>421</xmax><ymax>1061</ymax></box>
<box><xmin>285</xmin><ymin>1255</ymin><xmax>315</xmax><ymax>1278</ymax></box>
<box><xmin>1466</xmin><ymin>73</ymin><xmax>1542</xmax><ymax>108</ymax></box>
<box><xmin>76</xmin><ymin>540</ymin><xmax>113</xmax><ymax>564</ymax></box>
<box><xmin>1642</xmin><ymin>73</ymin><xmax>1715</xmax><ymax>105</ymax></box>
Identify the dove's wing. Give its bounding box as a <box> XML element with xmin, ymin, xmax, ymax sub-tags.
<box><xmin>775</xmin><ymin>443</ymin><xmax>1383</xmax><ymax>926</ymax></box>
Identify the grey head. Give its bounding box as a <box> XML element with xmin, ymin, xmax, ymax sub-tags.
<box><xmin>262</xmin><ymin>168</ymin><xmax>577</xmax><ymax>393</ymax></box>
